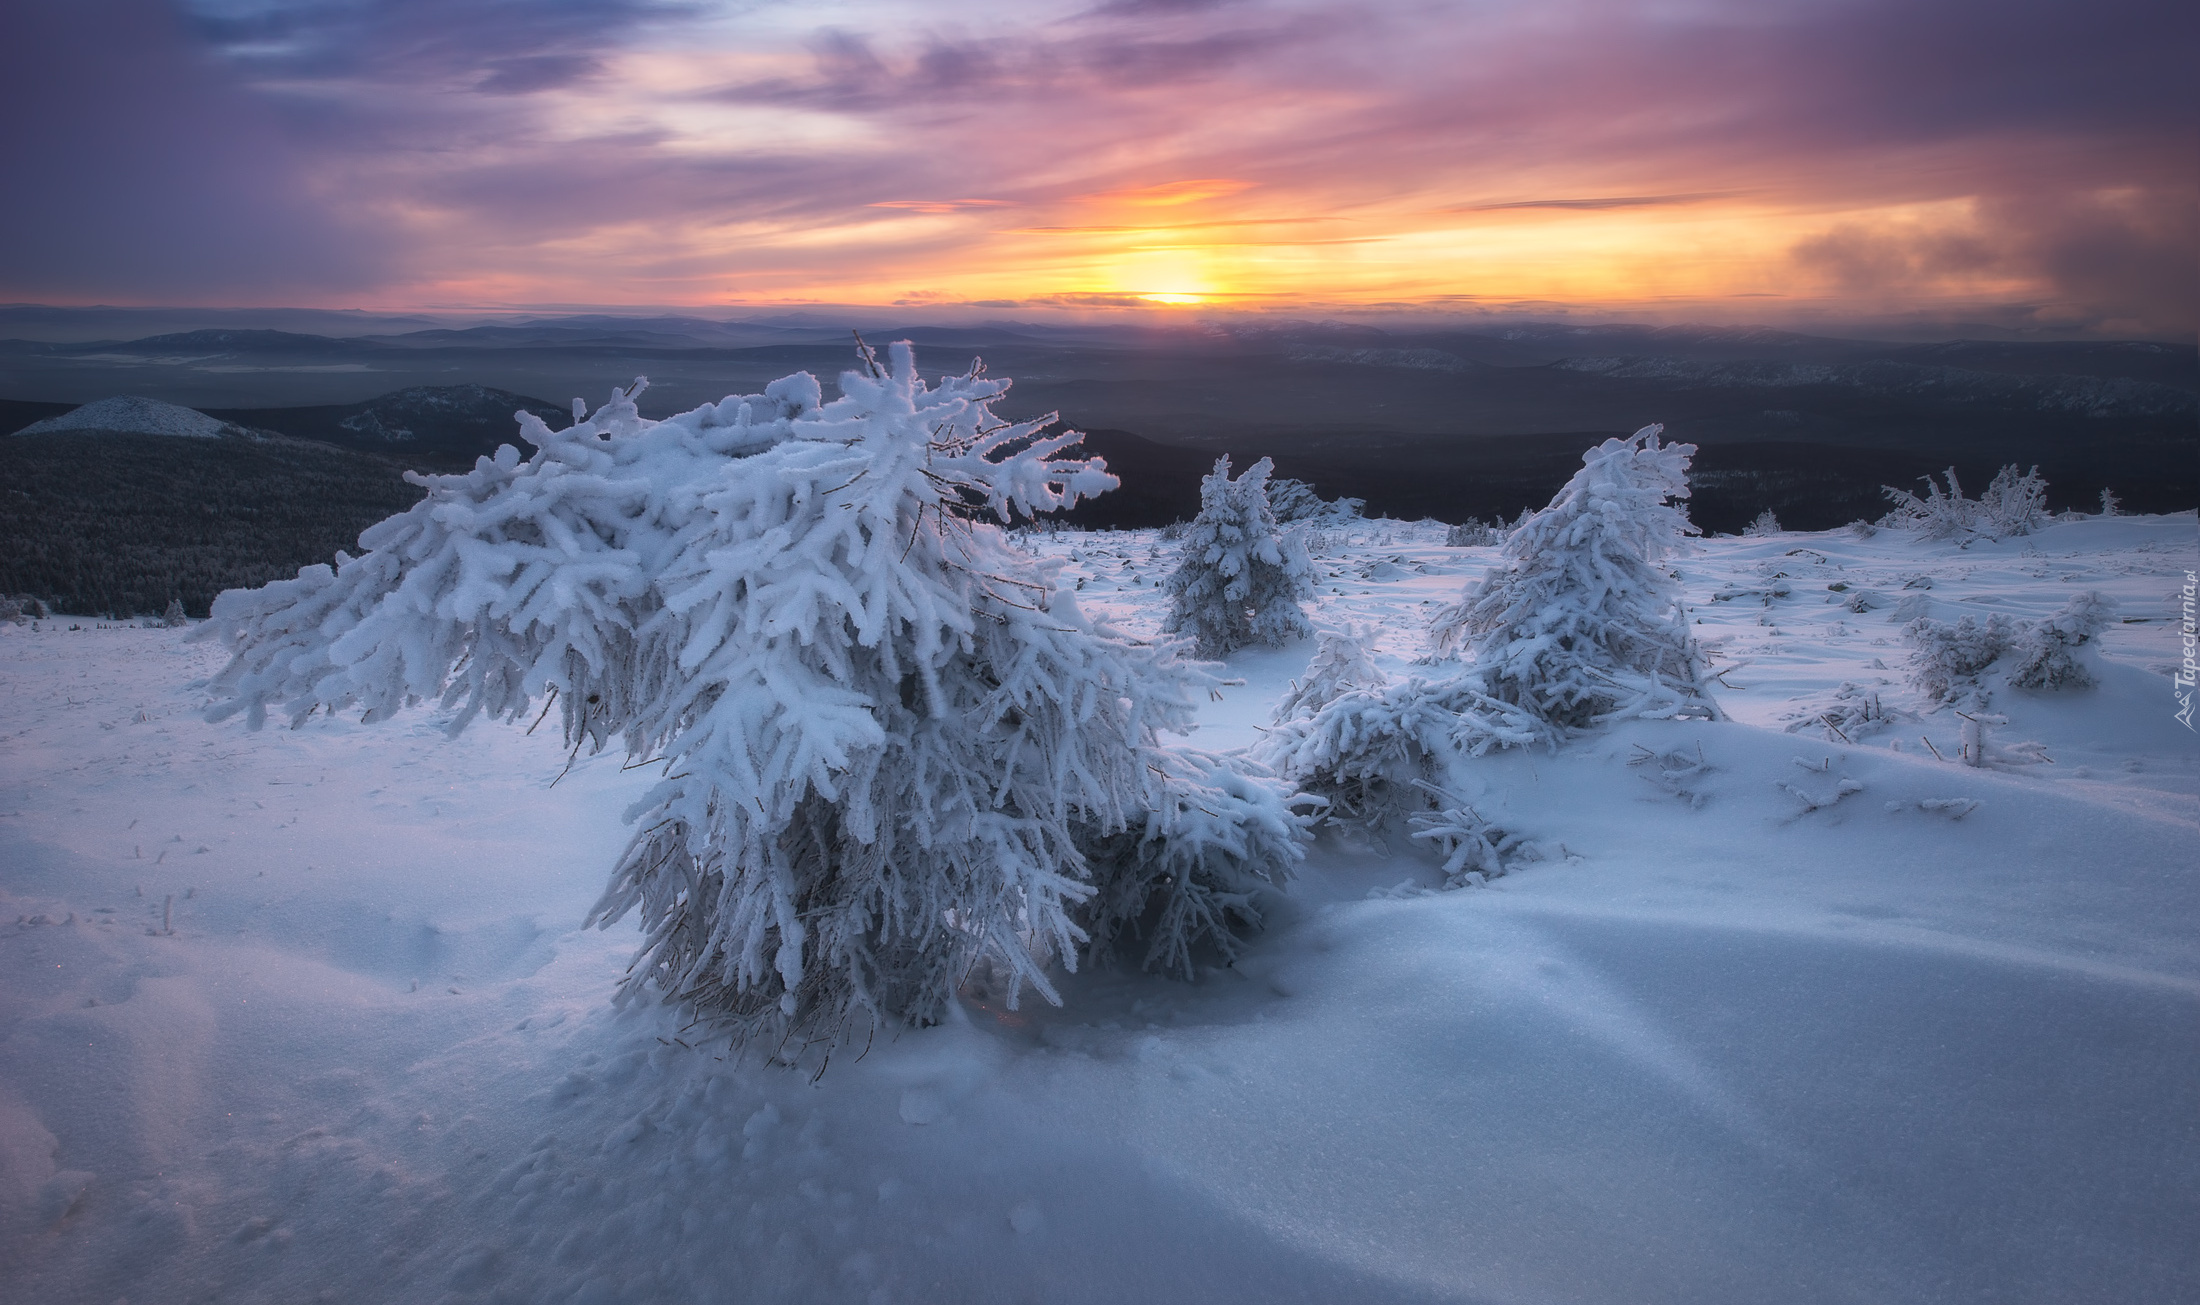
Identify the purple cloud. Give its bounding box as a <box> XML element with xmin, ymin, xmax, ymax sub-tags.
<box><xmin>0</xmin><ymin>0</ymin><xmax>2188</xmax><ymax>330</ymax></box>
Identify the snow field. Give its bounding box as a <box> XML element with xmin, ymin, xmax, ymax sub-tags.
<box><xmin>2</xmin><ymin>513</ymin><xmax>2196</xmax><ymax>1304</ymax></box>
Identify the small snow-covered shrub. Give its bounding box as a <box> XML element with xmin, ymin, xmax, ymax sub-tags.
<box><xmin>1444</xmin><ymin>519</ymin><xmax>1498</xmax><ymax>547</ymax></box>
<box><xmin>1272</xmin><ymin>625</ymin><xmax>1387</xmax><ymax>724</ymax></box>
<box><xmin>2098</xmin><ymin>487</ymin><xmax>2122</xmax><ymax>517</ymax></box>
<box><xmin>1881</xmin><ymin>468</ymin><xmax>1977</xmax><ymax>538</ymax></box>
<box><xmin>1890</xmin><ymin>591</ymin><xmax>1934</xmax><ymax>623</ymax></box>
<box><xmin>1075</xmin><ymin>748</ymin><xmax>1312</xmax><ymax>977</ymax></box>
<box><xmin>1257</xmin><ymin>674</ymin><xmax>1542</xmax><ymax>816</ymax></box>
<box><xmin>1268</xmin><ymin>426</ymin><xmax>1717</xmax><ymax>811</ymax></box>
<box><xmin>1978</xmin><ymin>464</ymin><xmax>2048</xmax><ymax>536</ymax></box>
<box><xmin>1847</xmin><ymin>518</ymin><xmax>1878</xmax><ymax>539</ymax></box>
<box><xmin>1904</xmin><ymin>612</ymin><xmax>2017</xmax><ymax>702</ymax></box>
<box><xmin>1162</xmin><ymin>456</ymin><xmax>1316</xmax><ymax>657</ymax></box>
<box><xmin>161</xmin><ymin>598</ymin><xmax>187</xmax><ymax>627</ymax></box>
<box><xmin>2006</xmin><ymin>591</ymin><xmax>2114</xmax><ymax>690</ymax></box>
<box><xmin>1406</xmin><ymin>786</ymin><xmax>1536</xmax><ymax>887</ymax></box>
<box><xmin>1741</xmin><ymin>510</ymin><xmax>1782</xmax><ymax>537</ymax></box>
<box><xmin>1266</xmin><ymin>476</ymin><xmax>1365</xmax><ymax>525</ymax></box>
<box><xmin>1785</xmin><ymin>682</ymin><xmax>1909</xmax><ymax>741</ymax></box>
<box><xmin>199</xmin><ymin>344</ymin><xmax>1309</xmax><ymax>1056</ymax></box>
<box><xmin>1882</xmin><ymin>465</ymin><xmax>2049</xmax><ymax>539</ymax></box>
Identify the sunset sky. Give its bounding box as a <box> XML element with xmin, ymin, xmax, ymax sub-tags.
<box><xmin>2</xmin><ymin>0</ymin><xmax>2192</xmax><ymax>334</ymax></box>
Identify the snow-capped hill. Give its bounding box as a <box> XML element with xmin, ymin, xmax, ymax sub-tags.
<box><xmin>11</xmin><ymin>394</ymin><xmax>233</xmax><ymax>438</ymax></box>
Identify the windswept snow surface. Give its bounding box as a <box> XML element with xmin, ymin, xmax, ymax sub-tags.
<box><xmin>3</xmin><ymin>514</ymin><xmax>2196</xmax><ymax>1304</ymax></box>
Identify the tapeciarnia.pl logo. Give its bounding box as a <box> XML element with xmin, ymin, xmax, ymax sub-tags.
<box><xmin>2176</xmin><ymin>568</ymin><xmax>2196</xmax><ymax>731</ymax></box>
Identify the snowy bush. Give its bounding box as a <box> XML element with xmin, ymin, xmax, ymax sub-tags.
<box><xmin>2098</xmin><ymin>487</ymin><xmax>2122</xmax><ymax>518</ymax></box>
<box><xmin>1406</xmin><ymin>785</ymin><xmax>1537</xmax><ymax>887</ymax></box>
<box><xmin>1904</xmin><ymin>612</ymin><xmax>2017</xmax><ymax>703</ymax></box>
<box><xmin>1444</xmin><ymin>519</ymin><xmax>1498</xmax><ymax>547</ymax></box>
<box><xmin>1267</xmin><ymin>426</ymin><xmax>1717</xmax><ymax>810</ymax></box>
<box><xmin>1785</xmin><ymin>681</ymin><xmax>1909</xmax><ymax>742</ymax></box>
<box><xmin>2006</xmin><ymin>591</ymin><xmax>2114</xmax><ymax>690</ymax></box>
<box><xmin>1272</xmin><ymin>625</ymin><xmax>1387</xmax><ymax>724</ymax></box>
<box><xmin>1881</xmin><ymin>469</ymin><xmax>1977</xmax><ymax>538</ymax></box>
<box><xmin>1161</xmin><ymin>456</ymin><xmax>1316</xmax><ymax>657</ymax></box>
<box><xmin>198</xmin><ymin>343</ymin><xmax>1309</xmax><ymax>1056</ymax></box>
<box><xmin>1882</xmin><ymin>465</ymin><xmax>2049</xmax><ymax>539</ymax></box>
<box><xmin>1266</xmin><ymin>476</ymin><xmax>1365</xmax><ymax>525</ymax></box>
<box><xmin>161</xmin><ymin>598</ymin><xmax>187</xmax><ymax>627</ymax></box>
<box><xmin>1741</xmin><ymin>510</ymin><xmax>1782</xmax><ymax>538</ymax></box>
<box><xmin>1978</xmin><ymin>465</ymin><xmax>2048</xmax><ymax>536</ymax></box>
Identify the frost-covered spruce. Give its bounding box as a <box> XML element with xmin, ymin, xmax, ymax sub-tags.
<box><xmin>1430</xmin><ymin>424</ymin><xmax>1717</xmax><ymax>729</ymax></box>
<box><xmin>197</xmin><ymin>343</ymin><xmax>1308</xmax><ymax>1054</ymax></box>
<box><xmin>1161</xmin><ymin>455</ymin><xmax>1315</xmax><ymax>657</ymax></box>
<box><xmin>1272</xmin><ymin>625</ymin><xmax>1386</xmax><ymax>724</ymax></box>
<box><xmin>1266</xmin><ymin>426</ymin><xmax>1715</xmax><ymax>809</ymax></box>
<box><xmin>1741</xmin><ymin>510</ymin><xmax>1781</xmax><ymax>538</ymax></box>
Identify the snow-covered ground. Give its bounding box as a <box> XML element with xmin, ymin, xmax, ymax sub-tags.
<box><xmin>3</xmin><ymin>514</ymin><xmax>2195</xmax><ymax>1304</ymax></box>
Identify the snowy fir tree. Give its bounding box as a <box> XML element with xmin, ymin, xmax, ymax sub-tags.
<box><xmin>1264</xmin><ymin>425</ymin><xmax>1719</xmax><ymax>810</ymax></box>
<box><xmin>1742</xmin><ymin>510</ymin><xmax>1782</xmax><ymax>537</ymax></box>
<box><xmin>1161</xmin><ymin>455</ymin><xmax>1316</xmax><ymax>657</ymax></box>
<box><xmin>1272</xmin><ymin>625</ymin><xmax>1387</xmax><ymax>724</ymax></box>
<box><xmin>2098</xmin><ymin>487</ymin><xmax>2122</xmax><ymax>517</ymax></box>
<box><xmin>1429</xmin><ymin>424</ymin><xmax>1718</xmax><ymax>729</ymax></box>
<box><xmin>198</xmin><ymin>343</ymin><xmax>1309</xmax><ymax>1057</ymax></box>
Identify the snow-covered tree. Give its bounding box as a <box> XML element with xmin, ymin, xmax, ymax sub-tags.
<box><xmin>1264</xmin><ymin>425</ymin><xmax>1717</xmax><ymax>810</ymax></box>
<box><xmin>2006</xmin><ymin>591</ymin><xmax>2114</xmax><ymax>690</ymax></box>
<box><xmin>1430</xmin><ymin>425</ymin><xmax>1717</xmax><ymax>729</ymax></box>
<box><xmin>1272</xmin><ymin>625</ymin><xmax>1386</xmax><ymax>724</ymax></box>
<box><xmin>2098</xmin><ymin>487</ymin><xmax>2122</xmax><ymax>518</ymax></box>
<box><xmin>161</xmin><ymin>598</ymin><xmax>187</xmax><ymax>627</ymax></box>
<box><xmin>1266</xmin><ymin>476</ymin><xmax>1364</xmax><ymax>525</ymax></box>
<box><xmin>1161</xmin><ymin>456</ymin><xmax>1315</xmax><ymax>657</ymax></box>
<box><xmin>1444</xmin><ymin>519</ymin><xmax>1498</xmax><ymax>547</ymax></box>
<box><xmin>1742</xmin><ymin>510</ymin><xmax>1782</xmax><ymax>537</ymax></box>
<box><xmin>198</xmin><ymin>343</ymin><xmax>1309</xmax><ymax>1056</ymax></box>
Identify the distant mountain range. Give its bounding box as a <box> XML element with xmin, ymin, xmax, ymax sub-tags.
<box><xmin>1</xmin><ymin>316</ymin><xmax>2191</xmax><ymax>615</ymax></box>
